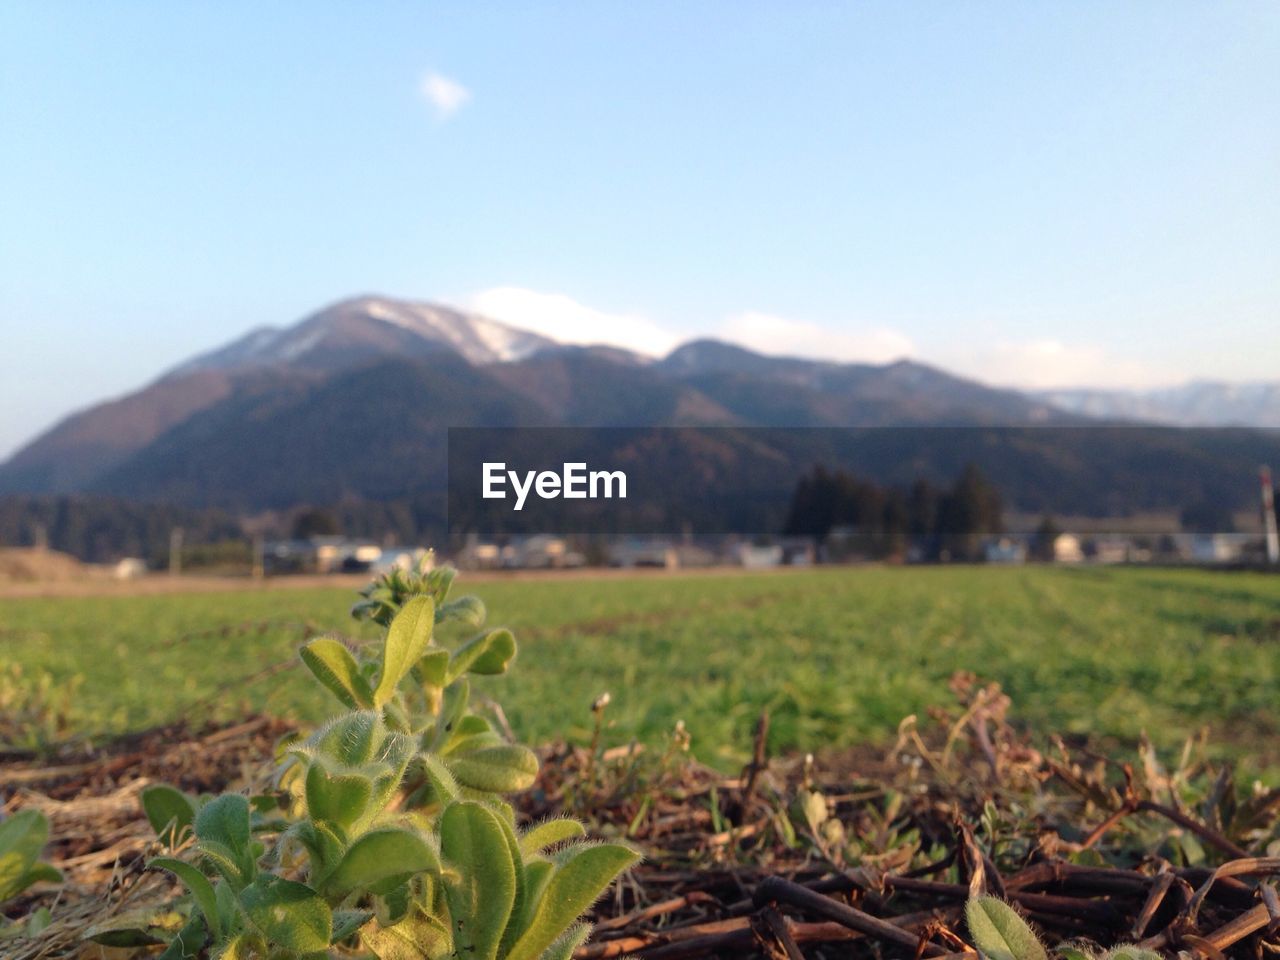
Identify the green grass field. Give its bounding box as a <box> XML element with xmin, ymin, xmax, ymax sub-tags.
<box><xmin>3</xmin><ymin>566</ymin><xmax>1279</xmax><ymax>773</ymax></box>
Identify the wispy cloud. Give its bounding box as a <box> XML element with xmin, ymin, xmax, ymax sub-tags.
<box><xmin>470</xmin><ymin>287</ymin><xmax>682</xmax><ymax>357</ymax></box>
<box><xmin>718</xmin><ymin>311</ymin><xmax>915</xmax><ymax>365</ymax></box>
<box><xmin>419</xmin><ymin>71</ymin><xmax>471</xmax><ymax>120</ymax></box>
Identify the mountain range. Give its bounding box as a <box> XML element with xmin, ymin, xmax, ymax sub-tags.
<box><xmin>2</xmin><ymin>295</ymin><xmax>1277</xmax><ymax>521</ymax></box>
<box><xmin>1036</xmin><ymin>383</ymin><xmax>1280</xmax><ymax>428</ymax></box>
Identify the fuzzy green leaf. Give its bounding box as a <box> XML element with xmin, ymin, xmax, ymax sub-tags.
<box><xmin>309</xmin><ymin>710</ymin><xmax>384</xmax><ymax>766</ymax></box>
<box><xmin>304</xmin><ymin>758</ymin><xmax>373</xmax><ymax>830</ymax></box>
<box><xmin>23</xmin><ymin>862</ymin><xmax>63</xmax><ymax>886</ymax></box>
<box><xmin>454</xmin><ymin>714</ymin><xmax>493</xmax><ymax>737</ymax></box>
<box><xmin>141</xmin><ymin>785</ymin><xmax>198</xmax><ymax>848</ymax></box>
<box><xmin>361</xmin><ymin>908</ymin><xmax>452</xmax><ymax>960</ymax></box>
<box><xmin>440</xmin><ymin>714</ymin><xmax>503</xmax><ymax>757</ymax></box>
<box><xmin>413</xmin><ymin>649</ymin><xmax>450</xmax><ymax>687</ymax></box>
<box><xmin>375</xmin><ymin>595</ymin><xmax>435</xmax><ymax>707</ymax></box>
<box><xmin>519</xmin><ymin>819</ymin><xmax>586</xmax><ymax>858</ymax></box>
<box><xmin>374</xmin><ymin>880</ymin><xmax>414</xmax><ymax>926</ymax></box>
<box><xmin>330</xmin><ymin>909</ymin><xmax>373</xmax><ymax>944</ymax></box>
<box><xmin>495</xmin><ymin>805</ymin><xmax>528</xmax><ymax>959</ymax></box>
<box><xmin>323</xmin><ymin>827</ymin><xmax>440</xmax><ymax>899</ymax></box>
<box><xmin>0</xmin><ymin>809</ymin><xmax>54</xmax><ymax>901</ymax></box>
<box><xmin>541</xmin><ymin>923</ymin><xmax>592</xmax><ymax>960</ymax></box>
<box><xmin>966</xmin><ymin>897</ymin><xmax>1048</xmax><ymax>960</ymax></box>
<box><xmin>280</xmin><ymin>819</ymin><xmax>345</xmax><ymax>881</ymax></box>
<box><xmin>504</xmin><ymin>843</ymin><xmax>639</xmax><ymax>960</ymax></box>
<box><xmin>429</xmin><ymin>678</ymin><xmax>472</xmax><ymax>752</ymax></box>
<box><xmin>446</xmin><ymin>628</ymin><xmax>517</xmax><ymax>681</ymax></box>
<box><xmin>149</xmin><ymin>857</ymin><xmax>222</xmax><ymax>940</ymax></box>
<box><xmin>413</xmin><ymin>753</ymin><xmax>462</xmax><ymax>809</ymax></box>
<box><xmin>0</xmin><ymin>808</ymin><xmax>48</xmax><ymax>863</ymax></box>
<box><xmin>427</xmin><ymin>565</ymin><xmax>456</xmax><ymax>600</ymax></box>
<box><xmin>83</xmin><ymin>907</ymin><xmax>186</xmax><ymax>947</ymax></box>
<box><xmin>155</xmin><ymin>910</ymin><xmax>207</xmax><ymax>960</ymax></box>
<box><xmin>440</xmin><ymin>802</ymin><xmax>517</xmax><ymax>960</ymax></box>
<box><xmin>507</xmin><ymin>858</ymin><xmax>554</xmax><ymax>948</ymax></box>
<box><xmin>215</xmin><ymin>934</ymin><xmax>251</xmax><ymax>960</ymax></box>
<box><xmin>446</xmin><ymin>744</ymin><xmax>539</xmax><ymax>793</ymax></box>
<box><xmin>437</xmin><ymin>595</ymin><xmax>486</xmax><ymax>629</ymax></box>
<box><xmin>194</xmin><ymin>794</ymin><xmax>251</xmax><ymax>862</ymax></box>
<box><xmin>1105</xmin><ymin>948</ymin><xmax>1165</xmax><ymax>960</ymax></box>
<box><xmin>193</xmin><ymin>839</ymin><xmax>244</xmax><ymax>887</ymax></box>
<box><xmin>239</xmin><ymin>875</ymin><xmax>331</xmax><ymax>954</ymax></box>
<box><xmin>300</xmin><ymin>638</ymin><xmax>374</xmax><ymax>709</ymax></box>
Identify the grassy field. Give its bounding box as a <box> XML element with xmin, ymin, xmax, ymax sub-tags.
<box><xmin>3</xmin><ymin>566</ymin><xmax>1278</xmax><ymax>773</ymax></box>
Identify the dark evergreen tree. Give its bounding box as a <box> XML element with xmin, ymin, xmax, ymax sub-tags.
<box><xmin>1030</xmin><ymin>515</ymin><xmax>1062</xmax><ymax>562</ymax></box>
<box><xmin>292</xmin><ymin>507</ymin><xmax>341</xmax><ymax>539</ymax></box>
<box><xmin>1180</xmin><ymin>498</ymin><xmax>1236</xmax><ymax>533</ymax></box>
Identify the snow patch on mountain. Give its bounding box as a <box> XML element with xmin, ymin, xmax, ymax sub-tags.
<box><xmin>1037</xmin><ymin>381</ymin><xmax>1280</xmax><ymax>427</ymax></box>
<box><xmin>167</xmin><ymin>296</ymin><xmax>557</xmax><ymax>378</ymax></box>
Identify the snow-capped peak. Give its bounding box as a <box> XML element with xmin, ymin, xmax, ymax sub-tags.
<box><xmin>166</xmin><ymin>295</ymin><xmax>559</xmax><ymax>378</ymax></box>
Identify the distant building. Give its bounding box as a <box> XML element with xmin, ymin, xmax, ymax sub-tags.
<box><xmin>263</xmin><ymin>537</ymin><xmax>382</xmax><ymax>574</ymax></box>
<box><xmin>1050</xmin><ymin>533</ymin><xmax>1085</xmax><ymax>564</ymax></box>
<box><xmin>1185</xmin><ymin>533</ymin><xmax>1246</xmax><ymax>564</ymax></box>
<box><xmin>610</xmin><ymin>539</ymin><xmax>679</xmax><ymax>569</ymax></box>
<box><xmin>312</xmin><ymin>537</ymin><xmax>381</xmax><ymax>573</ymax></box>
<box><xmin>114</xmin><ymin>557</ymin><xmax>148</xmax><ymax>580</ymax></box>
<box><xmin>779</xmin><ymin>538</ymin><xmax>817</xmax><ymax>566</ymax></box>
<box><xmin>372</xmin><ymin>547</ymin><xmax>432</xmax><ymax>575</ymax></box>
<box><xmin>456</xmin><ymin>536</ymin><xmax>502</xmax><ymax>569</ymax></box>
<box><xmin>673</xmin><ymin>542</ymin><xmax>719</xmax><ymax>568</ymax></box>
<box><xmin>983</xmin><ymin>537</ymin><xmax>1026</xmax><ymax>564</ymax></box>
<box><xmin>737</xmin><ymin>543</ymin><xmax>784</xmax><ymax>568</ymax></box>
<box><xmin>1088</xmin><ymin>537</ymin><xmax>1139</xmax><ymax>565</ymax></box>
<box><xmin>505</xmin><ymin>535</ymin><xmax>584</xmax><ymax>569</ymax></box>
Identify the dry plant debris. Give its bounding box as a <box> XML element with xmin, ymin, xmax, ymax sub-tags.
<box><xmin>5</xmin><ymin>671</ymin><xmax>1280</xmax><ymax>959</ymax></box>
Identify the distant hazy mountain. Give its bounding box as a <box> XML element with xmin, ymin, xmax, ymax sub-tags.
<box><xmin>1</xmin><ymin>294</ymin><xmax>1275</xmax><ymax>518</ymax></box>
<box><xmin>0</xmin><ymin>295</ymin><xmax>1066</xmax><ymax>503</ymax></box>
<box><xmin>0</xmin><ymin>369</ymin><xmax>248</xmax><ymax>493</ymax></box>
<box><xmin>659</xmin><ymin>340</ymin><xmax>1063</xmax><ymax>427</ymax></box>
<box><xmin>1037</xmin><ymin>382</ymin><xmax>1280</xmax><ymax>428</ymax></box>
<box><xmin>0</xmin><ymin>297</ymin><xmax>552</xmax><ymax>493</ymax></box>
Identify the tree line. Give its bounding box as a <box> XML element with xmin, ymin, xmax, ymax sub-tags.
<box><xmin>784</xmin><ymin>463</ymin><xmax>1005</xmax><ymax>561</ymax></box>
<box><xmin>0</xmin><ymin>495</ymin><xmax>243</xmax><ymax>565</ymax></box>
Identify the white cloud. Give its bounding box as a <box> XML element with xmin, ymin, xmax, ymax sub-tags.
<box><xmin>419</xmin><ymin>71</ymin><xmax>470</xmax><ymax>119</ymax></box>
<box><xmin>470</xmin><ymin>287</ymin><xmax>683</xmax><ymax>357</ymax></box>
<box><xmin>466</xmin><ymin>291</ymin><xmax>1183</xmax><ymax>391</ymax></box>
<box><xmin>939</xmin><ymin>339</ymin><xmax>1178</xmax><ymax>390</ymax></box>
<box><xmin>717</xmin><ymin>311</ymin><xmax>915</xmax><ymax>365</ymax></box>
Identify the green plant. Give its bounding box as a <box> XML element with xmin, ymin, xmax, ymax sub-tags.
<box><xmin>0</xmin><ymin>809</ymin><xmax>61</xmax><ymax>937</ymax></box>
<box><xmin>296</xmin><ymin>570</ymin><xmax>538</xmax><ymax>808</ymax></box>
<box><xmin>965</xmin><ymin>897</ymin><xmax>1161</xmax><ymax>960</ymax></box>
<box><xmin>350</xmin><ymin>551</ymin><xmax>455</xmax><ymax>628</ymax></box>
<box><xmin>134</xmin><ymin>562</ymin><xmax>638</xmax><ymax>959</ymax></box>
<box><xmin>0</xmin><ymin>663</ymin><xmax>84</xmax><ymax>754</ymax></box>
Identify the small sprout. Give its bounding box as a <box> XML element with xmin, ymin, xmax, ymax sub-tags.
<box><xmin>139</xmin><ymin>562</ymin><xmax>635</xmax><ymax>960</ymax></box>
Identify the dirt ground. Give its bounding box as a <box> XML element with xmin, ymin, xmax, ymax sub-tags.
<box><xmin>0</xmin><ymin>549</ymin><xmax>101</xmax><ymax>587</ymax></box>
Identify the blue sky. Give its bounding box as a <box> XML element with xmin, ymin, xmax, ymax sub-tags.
<box><xmin>1</xmin><ymin>2</ymin><xmax>1277</xmax><ymax>457</ymax></box>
